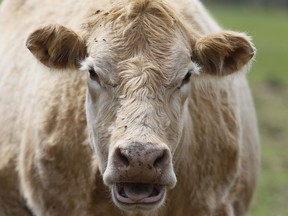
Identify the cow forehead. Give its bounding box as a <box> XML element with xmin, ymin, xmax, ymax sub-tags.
<box><xmin>84</xmin><ymin>0</ymin><xmax>181</xmax><ymax>37</ymax></box>
<box><xmin>82</xmin><ymin>0</ymin><xmax>196</xmax><ymax>89</ymax></box>
<box><xmin>84</xmin><ymin>0</ymin><xmax>193</xmax><ymax>66</ymax></box>
<box><xmin>83</xmin><ymin>39</ymin><xmax>193</xmax><ymax>90</ymax></box>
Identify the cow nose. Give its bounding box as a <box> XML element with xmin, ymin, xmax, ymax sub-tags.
<box><xmin>114</xmin><ymin>143</ymin><xmax>170</xmax><ymax>171</ymax></box>
<box><xmin>104</xmin><ymin>142</ymin><xmax>177</xmax><ymax>189</ymax></box>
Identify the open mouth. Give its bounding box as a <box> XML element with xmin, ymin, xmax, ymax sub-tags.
<box><xmin>112</xmin><ymin>183</ymin><xmax>165</xmax><ymax>205</ymax></box>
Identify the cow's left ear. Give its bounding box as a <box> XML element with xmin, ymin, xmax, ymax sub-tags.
<box><xmin>192</xmin><ymin>31</ymin><xmax>255</xmax><ymax>76</ymax></box>
<box><xmin>26</xmin><ymin>24</ymin><xmax>87</xmax><ymax>69</ymax></box>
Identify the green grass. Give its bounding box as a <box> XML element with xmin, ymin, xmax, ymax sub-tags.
<box><xmin>206</xmin><ymin>4</ymin><xmax>288</xmax><ymax>216</ymax></box>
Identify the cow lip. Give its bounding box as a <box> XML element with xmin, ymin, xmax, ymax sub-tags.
<box><xmin>112</xmin><ymin>183</ymin><xmax>165</xmax><ymax>205</ymax></box>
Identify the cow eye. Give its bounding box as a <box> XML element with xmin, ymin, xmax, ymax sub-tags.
<box><xmin>180</xmin><ymin>71</ymin><xmax>192</xmax><ymax>87</ymax></box>
<box><xmin>88</xmin><ymin>68</ymin><xmax>100</xmax><ymax>83</ymax></box>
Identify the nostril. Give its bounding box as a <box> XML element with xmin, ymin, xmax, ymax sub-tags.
<box><xmin>114</xmin><ymin>145</ymin><xmax>171</xmax><ymax>171</ymax></box>
<box><xmin>153</xmin><ymin>149</ymin><xmax>169</xmax><ymax>169</ymax></box>
<box><xmin>115</xmin><ymin>148</ymin><xmax>130</xmax><ymax>167</ymax></box>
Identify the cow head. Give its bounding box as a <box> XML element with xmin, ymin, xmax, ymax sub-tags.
<box><xmin>26</xmin><ymin>0</ymin><xmax>255</xmax><ymax>212</ymax></box>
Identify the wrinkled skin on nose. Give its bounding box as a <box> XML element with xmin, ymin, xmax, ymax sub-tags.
<box><xmin>105</xmin><ymin>143</ymin><xmax>175</xmax><ymax>185</ymax></box>
<box><xmin>103</xmin><ymin>142</ymin><xmax>177</xmax><ymax>210</ymax></box>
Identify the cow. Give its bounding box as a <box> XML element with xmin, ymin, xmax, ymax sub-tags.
<box><xmin>0</xmin><ymin>0</ymin><xmax>259</xmax><ymax>215</ymax></box>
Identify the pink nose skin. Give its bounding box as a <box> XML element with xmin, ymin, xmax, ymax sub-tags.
<box><xmin>105</xmin><ymin>142</ymin><xmax>176</xmax><ymax>187</ymax></box>
<box><xmin>114</xmin><ymin>143</ymin><xmax>170</xmax><ymax>179</ymax></box>
<box><xmin>114</xmin><ymin>144</ymin><xmax>170</xmax><ymax>170</ymax></box>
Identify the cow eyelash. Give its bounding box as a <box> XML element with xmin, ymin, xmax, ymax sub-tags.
<box><xmin>88</xmin><ymin>67</ymin><xmax>100</xmax><ymax>83</ymax></box>
<box><xmin>180</xmin><ymin>71</ymin><xmax>192</xmax><ymax>87</ymax></box>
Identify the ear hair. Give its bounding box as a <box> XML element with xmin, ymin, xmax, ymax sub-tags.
<box><xmin>193</xmin><ymin>31</ymin><xmax>255</xmax><ymax>76</ymax></box>
<box><xmin>26</xmin><ymin>24</ymin><xmax>87</xmax><ymax>69</ymax></box>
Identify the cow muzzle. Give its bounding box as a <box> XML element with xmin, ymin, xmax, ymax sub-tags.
<box><xmin>103</xmin><ymin>142</ymin><xmax>177</xmax><ymax>210</ymax></box>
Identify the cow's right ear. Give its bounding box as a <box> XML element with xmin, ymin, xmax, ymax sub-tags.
<box><xmin>26</xmin><ymin>24</ymin><xmax>87</xmax><ymax>69</ymax></box>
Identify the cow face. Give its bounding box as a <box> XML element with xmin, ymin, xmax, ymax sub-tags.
<box><xmin>26</xmin><ymin>0</ymin><xmax>254</xmax><ymax>212</ymax></box>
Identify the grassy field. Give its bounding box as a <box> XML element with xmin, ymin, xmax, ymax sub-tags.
<box><xmin>205</xmin><ymin>4</ymin><xmax>288</xmax><ymax>216</ymax></box>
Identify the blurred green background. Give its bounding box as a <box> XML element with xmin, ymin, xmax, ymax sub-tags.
<box><xmin>0</xmin><ymin>0</ymin><xmax>287</xmax><ymax>215</ymax></box>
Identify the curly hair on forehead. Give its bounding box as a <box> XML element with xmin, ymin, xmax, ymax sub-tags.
<box><xmin>83</xmin><ymin>0</ymin><xmax>196</xmax><ymax>40</ymax></box>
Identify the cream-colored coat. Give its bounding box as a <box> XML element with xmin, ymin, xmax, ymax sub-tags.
<box><xmin>0</xmin><ymin>0</ymin><xmax>259</xmax><ymax>215</ymax></box>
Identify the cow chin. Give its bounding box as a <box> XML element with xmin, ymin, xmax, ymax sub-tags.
<box><xmin>111</xmin><ymin>183</ymin><xmax>167</xmax><ymax>211</ymax></box>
